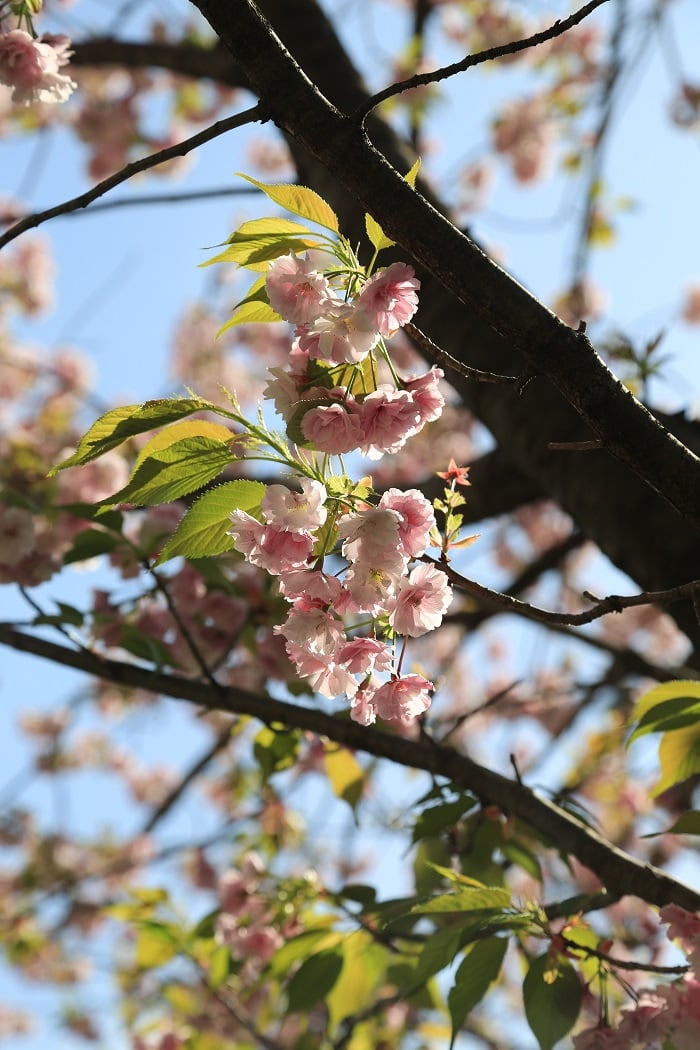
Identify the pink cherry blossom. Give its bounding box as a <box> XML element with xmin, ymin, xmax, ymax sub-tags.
<box><xmin>388</xmin><ymin>563</ymin><xmax>452</xmax><ymax>637</ymax></box>
<box><xmin>682</xmin><ymin>284</ymin><xmax>700</xmax><ymax>325</ymax></box>
<box><xmin>379</xmin><ymin>488</ymin><xmax>436</xmax><ymax>558</ymax></box>
<box><xmin>350</xmin><ymin>684</ymin><xmax>379</xmax><ymax>726</ymax></box>
<box><xmin>300</xmin><ymin>402</ymin><xmax>364</xmax><ymax>454</ymax></box>
<box><xmin>228</xmin><ymin>511</ymin><xmax>314</xmax><ymax>573</ymax></box>
<box><xmin>0</xmin><ymin>30</ymin><xmax>76</xmax><ymax>106</ymax></box>
<box><xmin>297</xmin><ymin>301</ymin><xmax>379</xmax><ymax>364</ymax></box>
<box><xmin>338</xmin><ymin>638</ymin><xmax>393</xmax><ymax>676</ymax></box>
<box><xmin>338</xmin><ymin>506</ymin><xmax>405</xmax><ymax>567</ymax></box>
<box><xmin>572</xmin><ymin>1026</ymin><xmax>631</xmax><ymax>1050</ymax></box>
<box><xmin>262</xmin><ymin>478</ymin><xmax>327</xmax><ymax>531</ymax></box>
<box><xmin>265</xmin><ymin>252</ymin><xmax>331</xmax><ymax>325</ymax></box>
<box><xmin>0</xmin><ymin>505</ymin><xmax>36</xmax><ymax>566</ymax></box>
<box><xmin>373</xmin><ymin>674</ymin><xmax>433</xmax><ymax>725</ymax></box>
<box><xmin>401</xmin><ymin>367</ymin><xmax>446</xmax><ymax>425</ymax></box>
<box><xmin>358</xmin><ymin>387</ymin><xmax>421</xmax><ymax>458</ymax></box>
<box><xmin>358</xmin><ymin>262</ymin><xmax>420</xmax><ymax>337</ymax></box>
<box><xmin>278</xmin><ymin>569</ymin><xmax>343</xmax><ymax>604</ymax></box>
<box><xmin>344</xmin><ymin>560</ymin><xmax>405</xmax><ymax>614</ymax></box>
<box><xmin>275</xmin><ymin>604</ymin><xmax>346</xmax><ymax>657</ymax></box>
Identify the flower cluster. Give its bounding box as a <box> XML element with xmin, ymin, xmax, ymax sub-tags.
<box><xmin>224</xmin><ymin>234</ymin><xmax>457</xmax><ymax>727</ymax></box>
<box><xmin>0</xmin><ymin>28</ymin><xmax>75</xmax><ymax>106</ymax></box>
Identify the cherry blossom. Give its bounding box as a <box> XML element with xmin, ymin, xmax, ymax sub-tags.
<box><xmin>265</xmin><ymin>252</ymin><xmax>331</xmax><ymax>325</ymax></box>
<box><xmin>388</xmin><ymin>563</ymin><xmax>452</xmax><ymax>637</ymax></box>
<box><xmin>357</xmin><ymin>262</ymin><xmax>420</xmax><ymax>337</ymax></box>
<box><xmin>0</xmin><ymin>29</ymin><xmax>76</xmax><ymax>106</ymax></box>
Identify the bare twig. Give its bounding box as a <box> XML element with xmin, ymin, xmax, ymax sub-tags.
<box><xmin>355</xmin><ymin>0</ymin><xmax>611</xmax><ymax>122</ymax></box>
<box><xmin>429</xmin><ymin>555</ymin><xmax>700</xmax><ymax>629</ymax></box>
<box><xmin>404</xmin><ymin>322</ymin><xmax>517</xmax><ymax>384</ymax></box>
<box><xmin>0</xmin><ymin>104</ymin><xmax>266</xmax><ymax>251</ymax></box>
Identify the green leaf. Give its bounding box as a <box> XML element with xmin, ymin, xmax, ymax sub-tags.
<box><xmin>647</xmin><ymin>810</ymin><xmax>700</xmax><ymax>837</ymax></box>
<box><xmin>409</xmin><ymin>885</ymin><xmax>512</xmax><ymax>915</ymax></box>
<box><xmin>32</xmin><ymin>602</ymin><xmax>85</xmax><ymax>628</ymax></box>
<box><xmin>134</xmin><ymin>922</ymin><xmax>180</xmax><ymax>968</ymax></box>
<box><xmin>155</xmin><ymin>480</ymin><xmax>266</xmax><ymax>565</ymax></box>
<box><xmin>523</xmin><ymin>955</ymin><xmax>582</xmax><ymax>1050</ymax></box>
<box><xmin>411</xmin><ymin>795</ymin><xmax>477</xmax><ymax>844</ymax></box>
<box><xmin>202</xmin><ymin>217</ymin><xmax>319</xmax><ymax>271</ymax></box>
<box><xmin>448</xmin><ymin>938</ymin><xmax>507</xmax><ymax>1049</ymax></box>
<box><xmin>405</xmin><ymin>158</ymin><xmax>421</xmax><ymax>187</ymax></box>
<box><xmin>132</xmin><ymin>419</ymin><xmax>235</xmax><ymax>471</ymax></box>
<box><xmin>217</xmin><ymin>275</ymin><xmax>283</xmax><ymax>335</ymax></box>
<box><xmin>208</xmin><ymin>945</ymin><xmax>232</xmax><ymax>989</ymax></box>
<box><xmin>254</xmin><ymin>724</ymin><xmax>300</xmax><ymax>779</ymax></box>
<box><xmin>102</xmin><ymin>437</ymin><xmax>237</xmax><ymax>508</ymax></box>
<box><xmin>237</xmin><ymin>174</ymin><xmax>340</xmax><ymax>233</ymax></box>
<box><xmin>326</xmin><ymin>934</ymin><xmax>386</xmax><ymax>1030</ymax></box>
<box><xmin>323</xmin><ymin>746</ymin><xmax>364</xmax><ymax>811</ymax></box>
<box><xmin>365</xmin><ymin>212</ymin><xmax>395</xmax><ymax>253</ymax></box>
<box><xmin>286</xmin><ymin>949</ymin><xmax>344</xmax><ymax>1013</ymax></box>
<box><xmin>267</xmin><ymin>929</ymin><xmax>342</xmax><ymax>979</ymax></box>
<box><xmin>62</xmin><ymin>529</ymin><xmax>120</xmax><ymax>566</ymax></box>
<box><xmin>50</xmin><ymin>398</ymin><xmax>216</xmax><ymax>472</ymax></box>
<box><xmin>119</xmin><ymin>625</ymin><xmax>175</xmax><ymax>670</ymax></box>
<box><xmin>628</xmin><ymin>680</ymin><xmax>700</xmax><ymax>743</ymax></box>
<box><xmin>653</xmin><ymin>722</ymin><xmax>700</xmax><ymax>796</ymax></box>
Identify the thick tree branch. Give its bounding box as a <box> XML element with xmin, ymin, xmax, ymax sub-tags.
<box><xmin>1</xmin><ymin>624</ymin><xmax>698</xmax><ymax>913</ymax></box>
<box><xmin>187</xmin><ymin>0</ymin><xmax>700</xmax><ymax>540</ymax></box>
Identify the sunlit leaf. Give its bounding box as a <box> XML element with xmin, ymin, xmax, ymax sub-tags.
<box><xmin>323</xmin><ymin>745</ymin><xmax>364</xmax><ymax>811</ymax></box>
<box><xmin>365</xmin><ymin>212</ymin><xmax>395</xmax><ymax>252</ymax></box>
<box><xmin>155</xmin><ymin>479</ymin><xmax>266</xmax><ymax>565</ymax></box>
<box><xmin>628</xmin><ymin>680</ymin><xmax>700</xmax><ymax>743</ymax></box>
<box><xmin>653</xmin><ymin>722</ymin><xmax>700</xmax><ymax>796</ymax></box>
<box><xmin>134</xmin><ymin>922</ymin><xmax>180</xmax><ymax>968</ymax></box>
<box><xmin>237</xmin><ymin>174</ymin><xmax>340</xmax><ymax>233</ymax></box>
<box><xmin>102</xmin><ymin>437</ymin><xmax>237</xmax><ymax>508</ymax></box>
<box><xmin>50</xmin><ymin>397</ymin><xmax>216</xmax><ymax>472</ymax></box>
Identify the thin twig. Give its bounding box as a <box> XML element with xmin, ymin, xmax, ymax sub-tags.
<box><xmin>355</xmin><ymin>0</ymin><xmax>610</xmax><ymax>122</ymax></box>
<box><xmin>428</xmin><ymin>555</ymin><xmax>700</xmax><ymax>629</ymax></box>
<box><xmin>404</xmin><ymin>322</ymin><xmax>517</xmax><ymax>384</ymax></box>
<box><xmin>562</xmin><ymin>936</ymin><xmax>690</xmax><ymax>976</ymax></box>
<box><xmin>0</xmin><ymin>104</ymin><xmax>267</xmax><ymax>251</ymax></box>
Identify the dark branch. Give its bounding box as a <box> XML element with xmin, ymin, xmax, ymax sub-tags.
<box><xmin>2</xmin><ymin>623</ymin><xmax>699</xmax><ymax>913</ymax></box>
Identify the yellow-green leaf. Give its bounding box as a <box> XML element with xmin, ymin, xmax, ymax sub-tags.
<box><xmin>628</xmin><ymin>680</ymin><xmax>700</xmax><ymax>744</ymax></box>
<box><xmin>134</xmin><ymin>923</ymin><xmax>179</xmax><ymax>968</ymax></box>
<box><xmin>405</xmin><ymin>158</ymin><xmax>421</xmax><ymax>187</ymax></box>
<box><xmin>653</xmin><ymin>722</ymin><xmax>700</xmax><ymax>796</ymax></box>
<box><xmin>50</xmin><ymin>397</ymin><xmax>215</xmax><ymax>472</ymax></box>
<box><xmin>365</xmin><ymin>212</ymin><xmax>395</xmax><ymax>252</ymax></box>
<box><xmin>237</xmin><ymin>173</ymin><xmax>339</xmax><ymax>233</ymax></box>
<box><xmin>324</xmin><ymin>746</ymin><xmax>364</xmax><ymax>811</ymax></box>
<box><xmin>155</xmin><ymin>479</ymin><xmax>266</xmax><ymax>565</ymax></box>
<box><xmin>133</xmin><ymin>420</ymin><xmax>235</xmax><ymax>472</ymax></box>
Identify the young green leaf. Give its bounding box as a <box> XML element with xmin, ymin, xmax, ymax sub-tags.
<box><xmin>154</xmin><ymin>479</ymin><xmax>266</xmax><ymax>565</ymax></box>
<box><xmin>286</xmin><ymin>949</ymin><xmax>344</xmax><ymax>1013</ymax></box>
<box><xmin>365</xmin><ymin>212</ymin><xmax>395</xmax><ymax>252</ymax></box>
<box><xmin>50</xmin><ymin>397</ymin><xmax>216</xmax><ymax>473</ymax></box>
<box><xmin>523</xmin><ymin>954</ymin><xmax>582</xmax><ymax>1050</ymax></box>
<box><xmin>652</xmin><ymin>722</ymin><xmax>700</xmax><ymax>796</ymax></box>
<box><xmin>323</xmin><ymin>746</ymin><xmax>364</xmax><ymax>811</ymax></box>
<box><xmin>448</xmin><ymin>937</ymin><xmax>507</xmax><ymax>1050</ymax></box>
<box><xmin>101</xmin><ymin>437</ymin><xmax>238</xmax><ymax>508</ymax></box>
<box><xmin>237</xmin><ymin>173</ymin><xmax>340</xmax><ymax>233</ymax></box>
<box><xmin>628</xmin><ymin>680</ymin><xmax>700</xmax><ymax>744</ymax></box>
